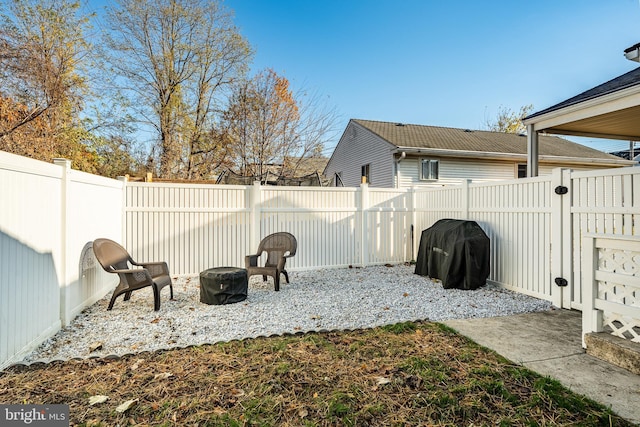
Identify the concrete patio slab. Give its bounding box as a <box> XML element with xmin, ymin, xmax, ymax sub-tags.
<box><xmin>444</xmin><ymin>309</ymin><xmax>640</xmax><ymax>425</ymax></box>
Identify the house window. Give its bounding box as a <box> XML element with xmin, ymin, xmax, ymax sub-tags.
<box><xmin>334</xmin><ymin>172</ymin><xmax>344</xmax><ymax>187</ymax></box>
<box><xmin>517</xmin><ymin>164</ymin><xmax>527</xmax><ymax>178</ymax></box>
<box><xmin>361</xmin><ymin>164</ymin><xmax>370</xmax><ymax>184</ymax></box>
<box><xmin>420</xmin><ymin>159</ymin><xmax>439</xmax><ymax>180</ymax></box>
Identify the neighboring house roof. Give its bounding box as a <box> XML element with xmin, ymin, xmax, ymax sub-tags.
<box><xmin>609</xmin><ymin>148</ymin><xmax>640</xmax><ymax>162</ymax></box>
<box><xmin>283</xmin><ymin>156</ymin><xmax>329</xmax><ymax>177</ymax></box>
<box><xmin>352</xmin><ymin>119</ymin><xmax>627</xmax><ymax>164</ymax></box>
<box><xmin>216</xmin><ymin>156</ymin><xmax>329</xmax><ymax>186</ymax></box>
<box><xmin>526</xmin><ymin>66</ymin><xmax>640</xmax><ymax>120</ymax></box>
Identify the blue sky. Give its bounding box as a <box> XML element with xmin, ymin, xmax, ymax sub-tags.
<box><xmin>223</xmin><ymin>0</ymin><xmax>640</xmax><ymax>155</ymax></box>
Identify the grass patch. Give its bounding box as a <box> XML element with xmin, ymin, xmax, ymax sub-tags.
<box><xmin>0</xmin><ymin>321</ymin><xmax>633</xmax><ymax>426</ymax></box>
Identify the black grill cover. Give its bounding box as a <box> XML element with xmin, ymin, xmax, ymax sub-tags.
<box><xmin>414</xmin><ymin>219</ymin><xmax>490</xmax><ymax>290</ymax></box>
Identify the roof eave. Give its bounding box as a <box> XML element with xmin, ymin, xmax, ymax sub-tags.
<box><xmin>535</xmin><ymin>128</ymin><xmax>640</xmax><ymax>141</ymax></box>
<box><xmin>523</xmin><ymin>84</ymin><xmax>640</xmax><ymax>132</ymax></box>
<box><xmin>393</xmin><ymin>147</ymin><xmax>632</xmax><ymax>166</ymax></box>
<box><xmin>538</xmin><ymin>155</ymin><xmax>634</xmax><ymax>167</ymax></box>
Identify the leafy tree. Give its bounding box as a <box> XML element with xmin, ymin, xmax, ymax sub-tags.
<box><xmin>87</xmin><ymin>135</ymin><xmax>145</xmax><ymax>178</ymax></box>
<box><xmin>103</xmin><ymin>0</ymin><xmax>252</xmax><ymax>179</ymax></box>
<box><xmin>224</xmin><ymin>69</ymin><xmax>337</xmax><ymax>178</ymax></box>
<box><xmin>0</xmin><ymin>0</ymin><xmax>95</xmax><ymax>169</ymax></box>
<box><xmin>485</xmin><ymin>104</ymin><xmax>533</xmax><ymax>134</ymax></box>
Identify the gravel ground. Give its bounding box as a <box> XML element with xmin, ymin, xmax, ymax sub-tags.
<box><xmin>21</xmin><ymin>264</ymin><xmax>553</xmax><ymax>364</ymax></box>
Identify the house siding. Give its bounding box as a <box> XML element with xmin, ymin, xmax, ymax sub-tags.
<box><xmin>396</xmin><ymin>157</ymin><xmax>620</xmax><ymax>188</ymax></box>
<box><xmin>325</xmin><ymin>121</ymin><xmax>396</xmax><ymax>187</ymax></box>
<box><xmin>537</xmin><ymin>164</ymin><xmax>614</xmax><ymax>175</ymax></box>
<box><xmin>397</xmin><ymin>157</ymin><xmax>515</xmax><ymax>187</ymax></box>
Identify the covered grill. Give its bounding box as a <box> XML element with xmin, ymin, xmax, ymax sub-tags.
<box><xmin>414</xmin><ymin>219</ymin><xmax>490</xmax><ymax>290</ymax></box>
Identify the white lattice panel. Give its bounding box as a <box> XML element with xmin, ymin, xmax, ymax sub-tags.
<box><xmin>603</xmin><ymin>313</ymin><xmax>640</xmax><ymax>343</ymax></box>
<box><xmin>596</xmin><ymin>242</ymin><xmax>640</xmax><ymax>342</ymax></box>
<box><xmin>598</xmin><ymin>281</ymin><xmax>639</xmax><ymax>306</ymax></box>
<box><xmin>599</xmin><ymin>247</ymin><xmax>640</xmax><ymax>276</ymax></box>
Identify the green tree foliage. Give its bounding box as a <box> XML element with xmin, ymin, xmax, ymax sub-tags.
<box><xmin>103</xmin><ymin>0</ymin><xmax>252</xmax><ymax>179</ymax></box>
<box><xmin>485</xmin><ymin>104</ymin><xmax>533</xmax><ymax>134</ymax></box>
<box><xmin>0</xmin><ymin>0</ymin><xmax>335</xmax><ymax>180</ymax></box>
<box><xmin>0</xmin><ymin>0</ymin><xmax>98</xmax><ymax>170</ymax></box>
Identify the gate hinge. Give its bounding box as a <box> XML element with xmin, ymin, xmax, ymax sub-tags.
<box><xmin>555</xmin><ymin>277</ymin><xmax>568</xmax><ymax>287</ymax></box>
<box><xmin>554</xmin><ymin>185</ymin><xmax>569</xmax><ymax>195</ymax></box>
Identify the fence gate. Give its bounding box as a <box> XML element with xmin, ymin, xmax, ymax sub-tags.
<box><xmin>567</xmin><ymin>167</ymin><xmax>640</xmax><ymax>311</ymax></box>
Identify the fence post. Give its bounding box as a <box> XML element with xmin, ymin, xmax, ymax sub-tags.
<box><xmin>117</xmin><ymin>175</ymin><xmax>128</xmax><ymax>246</ymax></box>
<box><xmin>409</xmin><ymin>186</ymin><xmax>417</xmax><ymax>262</ymax></box>
<box><xmin>359</xmin><ymin>183</ymin><xmax>369</xmax><ymax>267</ymax></box>
<box><xmin>550</xmin><ymin>168</ymin><xmax>571</xmax><ymax>308</ymax></box>
<box><xmin>53</xmin><ymin>158</ymin><xmax>72</xmax><ymax>326</ymax></box>
<box><xmin>249</xmin><ymin>181</ymin><xmax>262</xmax><ymax>251</ymax></box>
<box><xmin>561</xmin><ymin>168</ymin><xmax>573</xmax><ymax>307</ymax></box>
<box><xmin>581</xmin><ymin>234</ymin><xmax>602</xmax><ymax>348</ymax></box>
<box><xmin>462</xmin><ymin>179</ymin><xmax>471</xmax><ymax>219</ymax></box>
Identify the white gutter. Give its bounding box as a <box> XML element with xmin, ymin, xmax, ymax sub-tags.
<box><xmin>391</xmin><ymin>147</ymin><xmax>633</xmax><ymax>167</ymax></box>
<box><xmin>625</xmin><ymin>44</ymin><xmax>640</xmax><ymax>62</ymax></box>
<box><xmin>393</xmin><ymin>151</ymin><xmax>406</xmax><ymax>188</ymax></box>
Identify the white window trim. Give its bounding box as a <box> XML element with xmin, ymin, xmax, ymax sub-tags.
<box><xmin>419</xmin><ymin>158</ymin><xmax>439</xmax><ymax>181</ymax></box>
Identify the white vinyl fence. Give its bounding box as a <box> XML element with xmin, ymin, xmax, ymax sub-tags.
<box><xmin>1</xmin><ymin>149</ymin><xmax>639</xmax><ymax>369</ymax></box>
<box><xmin>1</xmin><ymin>153</ymin><xmax>123</xmax><ymax>369</ymax></box>
<box><xmin>124</xmin><ymin>183</ymin><xmax>412</xmax><ymax>274</ymax></box>
<box><xmin>413</xmin><ymin>175</ymin><xmax>559</xmax><ymax>303</ymax></box>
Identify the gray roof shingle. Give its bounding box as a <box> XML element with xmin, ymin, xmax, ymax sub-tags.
<box><xmin>353</xmin><ymin>119</ymin><xmax>623</xmax><ymax>161</ymax></box>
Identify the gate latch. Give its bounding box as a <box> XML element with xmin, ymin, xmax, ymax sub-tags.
<box><xmin>555</xmin><ymin>277</ymin><xmax>568</xmax><ymax>287</ymax></box>
<box><xmin>554</xmin><ymin>186</ymin><xmax>568</xmax><ymax>195</ymax></box>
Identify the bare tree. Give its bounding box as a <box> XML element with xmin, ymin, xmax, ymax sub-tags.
<box><xmin>103</xmin><ymin>0</ymin><xmax>252</xmax><ymax>179</ymax></box>
<box><xmin>485</xmin><ymin>104</ymin><xmax>533</xmax><ymax>134</ymax></box>
<box><xmin>224</xmin><ymin>69</ymin><xmax>338</xmax><ymax>178</ymax></box>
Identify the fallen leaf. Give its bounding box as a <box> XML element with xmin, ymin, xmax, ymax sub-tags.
<box><xmin>298</xmin><ymin>408</ymin><xmax>308</xmax><ymax>418</ymax></box>
<box><xmin>130</xmin><ymin>359</ymin><xmax>145</xmax><ymax>370</ymax></box>
<box><xmin>115</xmin><ymin>399</ymin><xmax>138</xmax><ymax>413</ymax></box>
<box><xmin>151</xmin><ymin>318</ymin><xmax>161</xmax><ymax>324</ymax></box>
<box><xmin>376</xmin><ymin>377</ymin><xmax>392</xmax><ymax>385</ymax></box>
<box><xmin>154</xmin><ymin>372</ymin><xmax>173</xmax><ymax>380</ymax></box>
<box><xmin>88</xmin><ymin>395</ymin><xmax>108</xmax><ymax>405</ymax></box>
<box><xmin>403</xmin><ymin>292</ymin><xmax>409</xmax><ymax>297</ymax></box>
<box><xmin>88</xmin><ymin>342</ymin><xmax>103</xmax><ymax>352</ymax></box>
